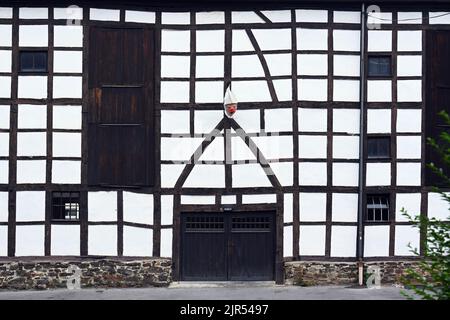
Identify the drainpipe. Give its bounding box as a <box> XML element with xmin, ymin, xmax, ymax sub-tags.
<box><xmin>357</xmin><ymin>3</ymin><xmax>366</xmax><ymax>286</ymax></box>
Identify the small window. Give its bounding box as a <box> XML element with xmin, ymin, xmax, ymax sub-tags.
<box><xmin>368</xmin><ymin>56</ymin><xmax>391</xmax><ymax>77</ymax></box>
<box><xmin>367</xmin><ymin>136</ymin><xmax>390</xmax><ymax>159</ymax></box>
<box><xmin>52</xmin><ymin>192</ymin><xmax>80</xmax><ymax>221</ymax></box>
<box><xmin>19</xmin><ymin>51</ymin><xmax>48</xmax><ymax>73</ymax></box>
<box><xmin>366</xmin><ymin>194</ymin><xmax>390</xmax><ymax>222</ymax></box>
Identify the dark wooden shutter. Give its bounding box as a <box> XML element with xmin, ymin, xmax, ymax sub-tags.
<box><xmin>88</xmin><ymin>27</ymin><xmax>154</xmax><ymax>187</ymax></box>
<box><xmin>426</xmin><ymin>31</ymin><xmax>450</xmax><ymax>187</ymax></box>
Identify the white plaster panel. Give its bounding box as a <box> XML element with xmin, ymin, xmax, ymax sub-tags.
<box><xmin>184</xmin><ymin>164</ymin><xmax>225</xmax><ymax>188</ymax></box>
<box><xmin>397</xmin><ymin>136</ymin><xmax>421</xmax><ymax>159</ymax></box>
<box><xmin>161</xmin><ymin>30</ymin><xmax>190</xmax><ymax>52</ymax></box>
<box><xmin>264</xmin><ymin>108</ymin><xmax>292</xmax><ymax>132</ymax></box>
<box><xmin>232</xmin><ymin>55</ymin><xmax>264</xmax><ymax>77</ymax></box>
<box><xmin>0</xmin><ymin>226</ymin><xmax>7</xmax><ymax>256</ymax></box>
<box><xmin>52</xmin><ymin>161</ymin><xmax>81</xmax><ymax>184</ymax></box>
<box><xmin>196</xmin><ymin>11</ymin><xmax>225</xmax><ymax>24</ymax></box>
<box><xmin>397</xmin><ymin>55</ymin><xmax>422</xmax><ymax>77</ymax></box>
<box><xmin>252</xmin><ymin>29</ymin><xmax>291</xmax><ymax>51</ymax></box>
<box><xmin>0</xmin><ymin>50</ymin><xmax>11</xmax><ymax>72</ymax></box>
<box><xmin>333</xmin><ymin>55</ymin><xmax>360</xmax><ymax>76</ymax></box>
<box><xmin>273</xmin><ymin>79</ymin><xmax>292</xmax><ymax>101</ymax></box>
<box><xmin>269</xmin><ymin>162</ymin><xmax>293</xmax><ymax>186</ymax></box>
<box><xmin>367</xmin><ymin>80</ymin><xmax>392</xmax><ymax>102</ymax></box>
<box><xmin>299</xmin><ymin>192</ymin><xmax>326</xmax><ymax>222</ymax></box>
<box><xmin>196</xmin><ymin>55</ymin><xmax>224</xmax><ymax>78</ymax></box>
<box><xmin>397</xmin><ymin>109</ymin><xmax>421</xmax><ymax>133</ymax></box>
<box><xmin>429</xmin><ymin>12</ymin><xmax>450</xmax><ymax>24</ymax></box>
<box><xmin>125</xmin><ymin>10</ymin><xmax>155</xmax><ymax>24</ymax></box>
<box><xmin>332</xmin><ymin>193</ymin><xmax>358</xmax><ymax>222</ymax></box>
<box><xmin>52</xmin><ymin>132</ymin><xmax>81</xmax><ymax>157</ymax></box>
<box><xmin>16</xmin><ymin>191</ymin><xmax>45</xmax><ymax>222</ymax></box>
<box><xmin>232</xmin><ymin>30</ymin><xmax>254</xmax><ymax>52</ymax></box>
<box><xmin>194</xmin><ymin>110</ymin><xmax>223</xmax><ymax>134</ymax></box>
<box><xmin>253</xmin><ymin>135</ymin><xmax>293</xmax><ymax>159</ymax></box>
<box><xmin>18</xmin><ymin>76</ymin><xmax>47</xmax><ymax>99</ymax></box>
<box><xmin>0</xmin><ymin>161</ymin><xmax>8</xmax><ymax>184</ymax></box>
<box><xmin>297</xmin><ymin>54</ymin><xmax>327</xmax><ymax>76</ymax></box>
<box><xmin>0</xmin><ymin>133</ymin><xmax>8</xmax><ymax>156</ymax></box>
<box><xmin>333</xmin><ymin>30</ymin><xmax>360</xmax><ymax>52</ymax></box>
<box><xmin>17</xmin><ymin>132</ymin><xmax>46</xmax><ymax>156</ymax></box>
<box><xmin>161</xmin><ymin>195</ymin><xmax>174</xmax><ymax>225</ymax></box>
<box><xmin>397</xmin><ymin>162</ymin><xmax>421</xmax><ymax>186</ymax></box>
<box><xmin>298</xmin><ymin>79</ymin><xmax>327</xmax><ymax>101</ymax></box>
<box><xmin>398</xmin><ymin>31</ymin><xmax>422</xmax><ymax>51</ymax></box>
<box><xmin>52</xmin><ymin>105</ymin><xmax>82</xmax><ymax>130</ymax></box>
<box><xmin>0</xmin><ymin>192</ymin><xmax>7</xmax><ymax>222</ymax></box>
<box><xmin>161</xmin><ymin>12</ymin><xmax>190</xmax><ymax>24</ymax></box>
<box><xmin>242</xmin><ymin>194</ymin><xmax>276</xmax><ymax>204</ymax></box>
<box><xmin>395</xmin><ymin>225</ymin><xmax>420</xmax><ymax>256</ymax></box>
<box><xmin>123</xmin><ymin>192</ymin><xmax>153</xmax><ymax>225</ymax></box>
<box><xmin>333</xmin><ymin>80</ymin><xmax>360</xmax><ymax>102</ymax></box>
<box><xmin>54</xmin><ymin>26</ymin><xmax>83</xmax><ymax>47</ymax></box>
<box><xmin>161</xmin><ymin>137</ymin><xmax>202</xmax><ymax>161</ymax></box>
<box><xmin>197</xmin><ymin>30</ymin><xmax>224</xmax><ymax>52</ymax></box>
<box><xmin>123</xmin><ymin>226</ymin><xmax>152</xmax><ymax>257</ymax></box>
<box><xmin>398</xmin><ymin>12</ymin><xmax>422</xmax><ymax>24</ymax></box>
<box><xmin>364</xmin><ymin>225</ymin><xmax>390</xmax><ymax>257</ymax></box>
<box><xmin>19</xmin><ymin>7</ymin><xmax>48</xmax><ymax>19</ymax></box>
<box><xmin>54</xmin><ymin>7</ymin><xmax>83</xmax><ymax>20</ymax></box>
<box><xmin>222</xmin><ymin>195</ymin><xmax>236</xmax><ymax>205</ymax></box>
<box><xmin>333</xmin><ymin>11</ymin><xmax>361</xmax><ymax>24</ymax></box>
<box><xmin>232</xmin><ymin>11</ymin><xmax>264</xmax><ymax>24</ymax></box>
<box><xmin>195</xmin><ymin>81</ymin><xmax>224</xmax><ymax>103</ymax></box>
<box><xmin>332</xmin><ymin>163</ymin><xmax>359</xmax><ymax>187</ymax></box>
<box><xmin>160</xmin><ymin>228</ymin><xmax>172</xmax><ymax>258</ymax></box>
<box><xmin>232</xmin><ymin>164</ymin><xmax>271</xmax><ymax>188</ymax></box>
<box><xmin>368</xmin><ymin>30</ymin><xmax>392</xmax><ymax>52</ymax></box>
<box><xmin>88</xmin><ymin>225</ymin><xmax>117</xmax><ymax>256</ymax></box>
<box><xmin>232</xmin><ymin>81</ymin><xmax>271</xmax><ymax>102</ymax></box>
<box><xmin>333</xmin><ymin>109</ymin><xmax>360</xmax><ymax>134</ymax></box>
<box><xmin>231</xmin><ymin>136</ymin><xmax>256</xmax><ymax>161</ymax></box>
<box><xmin>296</xmin><ymin>9</ymin><xmax>328</xmax><ymax>22</ymax></box>
<box><xmin>161</xmin><ymin>164</ymin><xmax>185</xmax><ymax>188</ymax></box>
<box><xmin>299</xmin><ymin>162</ymin><xmax>327</xmax><ymax>186</ymax></box>
<box><xmin>181</xmin><ymin>195</ymin><xmax>215</xmax><ymax>205</ymax></box>
<box><xmin>0</xmin><ymin>105</ymin><xmax>9</xmax><ymax>129</ymax></box>
<box><xmin>51</xmin><ymin>225</ymin><xmax>80</xmax><ymax>256</ymax></box>
<box><xmin>298</xmin><ymin>135</ymin><xmax>327</xmax><ymax>159</ymax></box>
<box><xmin>16</xmin><ymin>160</ymin><xmax>46</xmax><ymax>184</ymax></box>
<box><xmin>397</xmin><ymin>80</ymin><xmax>422</xmax><ymax>102</ymax></box>
<box><xmin>53</xmin><ymin>51</ymin><xmax>82</xmax><ymax>73</ymax></box>
<box><xmin>284</xmin><ymin>226</ymin><xmax>293</xmax><ymax>257</ymax></box>
<box><xmin>19</xmin><ymin>25</ymin><xmax>48</xmax><ymax>47</ymax></box>
<box><xmin>233</xmin><ymin>109</ymin><xmax>260</xmax><ymax>133</ymax></box>
<box><xmin>161</xmin><ymin>110</ymin><xmax>190</xmax><ymax>134</ymax></box>
<box><xmin>284</xmin><ymin>193</ymin><xmax>293</xmax><ymax>223</ymax></box>
<box><xmin>367</xmin><ymin>12</ymin><xmax>392</xmax><ymax>25</ymax></box>
<box><xmin>395</xmin><ymin>193</ymin><xmax>421</xmax><ymax>222</ymax></box>
<box><xmin>264</xmin><ymin>53</ymin><xmax>291</xmax><ymax>76</ymax></box>
<box><xmin>15</xmin><ymin>225</ymin><xmax>44</xmax><ymax>256</ymax></box>
<box><xmin>260</xmin><ymin>10</ymin><xmax>291</xmax><ymax>23</ymax></box>
<box><xmin>367</xmin><ymin>109</ymin><xmax>391</xmax><ymax>133</ymax></box>
<box><xmin>160</xmin><ymin>81</ymin><xmax>190</xmax><ymax>103</ymax></box>
<box><xmin>0</xmin><ymin>25</ymin><xmax>12</xmax><ymax>47</ymax></box>
<box><xmin>331</xmin><ymin>226</ymin><xmax>357</xmax><ymax>257</ymax></box>
<box><xmin>90</xmin><ymin>8</ymin><xmax>120</xmax><ymax>21</ymax></box>
<box><xmin>333</xmin><ymin>136</ymin><xmax>360</xmax><ymax>159</ymax></box>
<box><xmin>427</xmin><ymin>192</ymin><xmax>450</xmax><ymax>220</ymax></box>
<box><xmin>0</xmin><ymin>77</ymin><xmax>10</xmax><ymax>98</ymax></box>
<box><xmin>0</xmin><ymin>8</ymin><xmax>12</xmax><ymax>19</ymax></box>
<box><xmin>17</xmin><ymin>103</ymin><xmax>44</xmax><ymax>129</ymax></box>
<box><xmin>366</xmin><ymin>163</ymin><xmax>391</xmax><ymax>186</ymax></box>
<box><xmin>298</xmin><ymin>108</ymin><xmax>327</xmax><ymax>132</ymax></box>
<box><xmin>297</xmin><ymin>28</ymin><xmax>328</xmax><ymax>50</ymax></box>
<box><xmin>299</xmin><ymin>225</ymin><xmax>326</xmax><ymax>256</ymax></box>
<box><xmin>88</xmin><ymin>191</ymin><xmax>117</xmax><ymax>222</ymax></box>
<box><xmin>53</xmin><ymin>76</ymin><xmax>82</xmax><ymax>99</ymax></box>
<box><xmin>198</xmin><ymin>137</ymin><xmax>224</xmax><ymax>162</ymax></box>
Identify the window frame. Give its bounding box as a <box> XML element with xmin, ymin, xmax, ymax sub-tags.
<box><xmin>18</xmin><ymin>50</ymin><xmax>49</xmax><ymax>74</ymax></box>
<box><xmin>367</xmin><ymin>135</ymin><xmax>391</xmax><ymax>160</ymax></box>
<box><xmin>51</xmin><ymin>191</ymin><xmax>81</xmax><ymax>223</ymax></box>
<box><xmin>365</xmin><ymin>194</ymin><xmax>391</xmax><ymax>223</ymax></box>
<box><xmin>367</xmin><ymin>54</ymin><xmax>393</xmax><ymax>78</ymax></box>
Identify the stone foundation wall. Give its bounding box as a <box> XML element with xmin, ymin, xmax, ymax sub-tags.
<box><xmin>0</xmin><ymin>258</ymin><xmax>172</xmax><ymax>290</ymax></box>
<box><xmin>284</xmin><ymin>261</ymin><xmax>422</xmax><ymax>286</ymax></box>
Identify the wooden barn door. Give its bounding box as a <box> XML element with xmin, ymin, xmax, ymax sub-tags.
<box><xmin>88</xmin><ymin>27</ymin><xmax>154</xmax><ymax>187</ymax></box>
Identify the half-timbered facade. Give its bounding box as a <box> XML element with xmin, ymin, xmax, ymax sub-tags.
<box><xmin>0</xmin><ymin>0</ymin><xmax>449</xmax><ymax>287</ymax></box>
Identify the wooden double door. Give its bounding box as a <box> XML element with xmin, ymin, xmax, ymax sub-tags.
<box><xmin>180</xmin><ymin>212</ymin><xmax>275</xmax><ymax>281</ymax></box>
